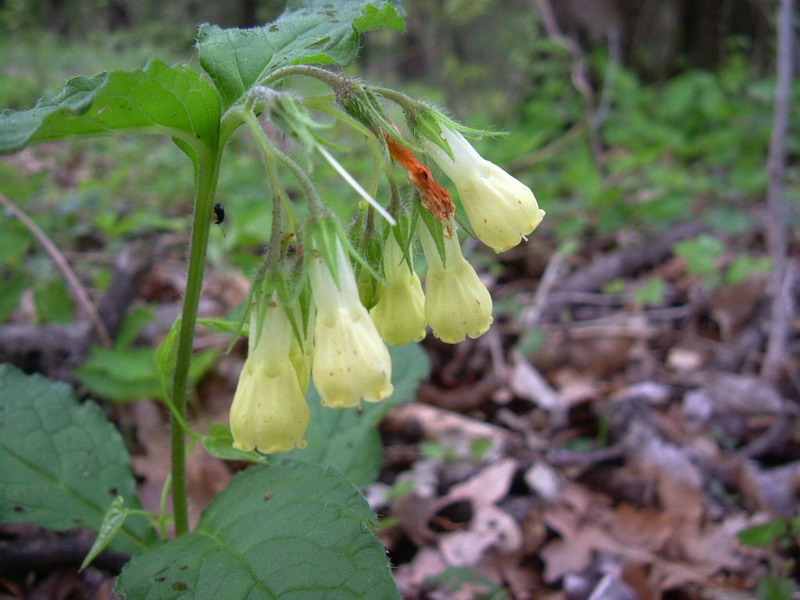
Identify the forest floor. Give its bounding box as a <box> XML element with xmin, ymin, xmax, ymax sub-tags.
<box><xmin>1</xmin><ymin>186</ymin><xmax>798</xmax><ymax>599</ymax></box>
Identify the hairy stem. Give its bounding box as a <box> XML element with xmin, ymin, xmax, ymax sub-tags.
<box><xmin>239</xmin><ymin>108</ymin><xmax>325</xmax><ymax>215</ymax></box>
<box><xmin>259</xmin><ymin>64</ymin><xmax>350</xmax><ymax>89</ymax></box>
<box><xmin>170</xmin><ymin>148</ymin><xmax>220</xmax><ymax>536</ymax></box>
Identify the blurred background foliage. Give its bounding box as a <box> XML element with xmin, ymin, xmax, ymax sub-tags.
<box><xmin>0</xmin><ymin>0</ymin><xmax>798</xmax><ymax>326</ymax></box>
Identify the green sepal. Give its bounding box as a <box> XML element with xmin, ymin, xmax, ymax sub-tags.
<box><xmin>389</xmin><ymin>202</ymin><xmax>418</xmax><ymax>274</ymax></box>
<box><xmin>337</xmin><ymin>219</ymin><xmax>384</xmax><ymax>286</ymax></box>
<box><xmin>453</xmin><ymin>207</ymin><xmax>479</xmax><ymax>242</ymax></box>
<box><xmin>415</xmin><ymin>195</ymin><xmax>447</xmax><ymax>268</ymax></box>
<box><xmin>409</xmin><ymin>108</ymin><xmax>452</xmax><ymax>159</ymax></box>
<box><xmin>435</xmin><ymin>110</ymin><xmax>507</xmax><ymax>139</ymax></box>
<box><xmin>80</xmin><ymin>496</ymin><xmax>134</xmax><ymax>572</ymax></box>
<box><xmin>409</xmin><ymin>106</ymin><xmax>507</xmax><ymax>161</ymax></box>
<box><xmin>308</xmin><ymin>216</ymin><xmax>342</xmax><ymax>287</ymax></box>
<box><xmin>273</xmin><ymin>270</ymin><xmax>313</xmax><ymax>354</ymax></box>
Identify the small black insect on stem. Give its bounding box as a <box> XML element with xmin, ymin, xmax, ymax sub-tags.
<box><xmin>213</xmin><ymin>202</ymin><xmax>225</xmax><ymax>225</ymax></box>
<box><xmin>212</xmin><ymin>202</ymin><xmax>226</xmax><ymax>238</ymax></box>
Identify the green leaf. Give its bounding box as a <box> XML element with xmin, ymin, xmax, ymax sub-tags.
<box><xmin>34</xmin><ymin>278</ymin><xmax>74</xmax><ymax>324</ymax></box>
<box><xmin>201</xmin><ymin>424</ymin><xmax>268</xmax><ymax>464</ymax></box>
<box><xmin>284</xmin><ymin>343</ymin><xmax>429</xmax><ymax>487</ymax></box>
<box><xmin>75</xmin><ymin>346</ymin><xmax>218</xmax><ymax>403</ymax></box>
<box><xmin>115</xmin><ymin>305</ymin><xmax>156</xmax><ymax>349</ymax></box>
<box><xmin>0</xmin><ymin>60</ymin><xmax>220</xmax><ymax>155</ymax></box>
<box><xmin>632</xmin><ymin>276</ymin><xmax>665</xmax><ymax>307</ymax></box>
<box><xmin>755</xmin><ymin>576</ymin><xmax>796</xmax><ymax>600</ymax></box>
<box><xmin>80</xmin><ymin>496</ymin><xmax>131</xmax><ymax>571</ymax></box>
<box><xmin>196</xmin><ymin>317</ymin><xmax>243</xmax><ymax>336</ymax></box>
<box><xmin>674</xmin><ymin>234</ymin><xmax>724</xmax><ymax>279</ymax></box>
<box><xmin>0</xmin><ymin>274</ymin><xmax>27</xmax><ymax>323</ymax></box>
<box><xmin>738</xmin><ymin>519</ymin><xmax>788</xmax><ymax>546</ymax></box>
<box><xmin>197</xmin><ymin>0</ymin><xmax>404</xmax><ymax>111</ymax></box>
<box><xmin>115</xmin><ymin>461</ymin><xmax>401</xmax><ymax>600</ymax></box>
<box><xmin>0</xmin><ymin>363</ymin><xmax>154</xmax><ymax>554</ymax></box>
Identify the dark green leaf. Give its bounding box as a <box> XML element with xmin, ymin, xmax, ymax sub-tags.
<box><xmin>0</xmin><ymin>61</ymin><xmax>219</xmax><ymax>154</ymax></box>
<box><xmin>116</xmin><ymin>461</ymin><xmax>400</xmax><ymax>600</ymax></box>
<box><xmin>197</xmin><ymin>0</ymin><xmax>404</xmax><ymax>111</ymax></box>
<box><xmin>0</xmin><ymin>364</ymin><xmax>154</xmax><ymax>554</ymax></box>
<box><xmin>755</xmin><ymin>576</ymin><xmax>796</xmax><ymax>600</ymax></box>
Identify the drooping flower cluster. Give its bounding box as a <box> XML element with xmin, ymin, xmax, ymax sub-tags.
<box><xmin>229</xmin><ymin>100</ymin><xmax>544</xmax><ymax>454</ymax></box>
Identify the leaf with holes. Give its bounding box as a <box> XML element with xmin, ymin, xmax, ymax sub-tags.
<box><xmin>197</xmin><ymin>0</ymin><xmax>404</xmax><ymax>110</ymax></box>
<box><xmin>0</xmin><ymin>364</ymin><xmax>154</xmax><ymax>554</ymax></box>
<box><xmin>116</xmin><ymin>460</ymin><xmax>400</xmax><ymax>599</ymax></box>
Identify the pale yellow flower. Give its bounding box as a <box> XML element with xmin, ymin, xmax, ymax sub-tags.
<box><xmin>424</xmin><ymin>127</ymin><xmax>545</xmax><ymax>253</ymax></box>
<box><xmin>229</xmin><ymin>298</ymin><xmax>309</xmax><ymax>454</ymax></box>
<box><xmin>310</xmin><ymin>240</ymin><xmax>394</xmax><ymax>408</ymax></box>
<box><xmin>419</xmin><ymin>223</ymin><xmax>493</xmax><ymax>343</ymax></box>
<box><xmin>370</xmin><ymin>234</ymin><xmax>427</xmax><ymax>345</ymax></box>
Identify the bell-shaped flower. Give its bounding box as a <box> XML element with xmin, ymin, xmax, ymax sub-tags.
<box><xmin>309</xmin><ymin>239</ymin><xmax>394</xmax><ymax>408</ymax></box>
<box><xmin>370</xmin><ymin>233</ymin><xmax>427</xmax><ymax>345</ymax></box>
<box><xmin>229</xmin><ymin>297</ymin><xmax>310</xmax><ymax>454</ymax></box>
<box><xmin>424</xmin><ymin>126</ymin><xmax>545</xmax><ymax>253</ymax></box>
<box><xmin>419</xmin><ymin>223</ymin><xmax>493</xmax><ymax>343</ymax></box>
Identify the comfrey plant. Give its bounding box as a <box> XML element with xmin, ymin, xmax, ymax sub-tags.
<box><xmin>0</xmin><ymin>1</ymin><xmax>542</xmax><ymax>597</ymax></box>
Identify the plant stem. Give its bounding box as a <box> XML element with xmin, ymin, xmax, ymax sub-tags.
<box><xmin>259</xmin><ymin>64</ymin><xmax>350</xmax><ymax>90</ymax></box>
<box><xmin>239</xmin><ymin>109</ymin><xmax>325</xmax><ymax>215</ymax></box>
<box><xmin>170</xmin><ymin>149</ymin><xmax>220</xmax><ymax>536</ymax></box>
<box><xmin>369</xmin><ymin>86</ymin><xmax>420</xmax><ymax>114</ymax></box>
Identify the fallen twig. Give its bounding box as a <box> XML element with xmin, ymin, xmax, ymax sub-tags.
<box><xmin>539</xmin><ymin>222</ymin><xmax>706</xmax><ymax>322</ymax></box>
<box><xmin>0</xmin><ymin>193</ymin><xmax>111</xmax><ymax>348</ymax></box>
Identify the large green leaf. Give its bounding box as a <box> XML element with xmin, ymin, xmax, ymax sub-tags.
<box><xmin>0</xmin><ymin>60</ymin><xmax>220</xmax><ymax>154</ymax></box>
<box><xmin>197</xmin><ymin>0</ymin><xmax>404</xmax><ymax>110</ymax></box>
<box><xmin>75</xmin><ymin>346</ymin><xmax>218</xmax><ymax>403</ymax></box>
<box><xmin>284</xmin><ymin>343</ymin><xmax>429</xmax><ymax>487</ymax></box>
<box><xmin>116</xmin><ymin>461</ymin><xmax>400</xmax><ymax>600</ymax></box>
<box><xmin>0</xmin><ymin>363</ymin><xmax>154</xmax><ymax>554</ymax></box>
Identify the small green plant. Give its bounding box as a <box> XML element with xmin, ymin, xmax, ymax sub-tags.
<box><xmin>0</xmin><ymin>1</ymin><xmax>546</xmax><ymax>597</ymax></box>
<box><xmin>738</xmin><ymin>518</ymin><xmax>800</xmax><ymax>600</ymax></box>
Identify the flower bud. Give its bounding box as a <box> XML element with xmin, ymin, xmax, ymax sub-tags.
<box><xmin>309</xmin><ymin>240</ymin><xmax>394</xmax><ymax>407</ymax></box>
<box><xmin>229</xmin><ymin>298</ymin><xmax>309</xmax><ymax>454</ymax></box>
<box><xmin>424</xmin><ymin>127</ymin><xmax>545</xmax><ymax>253</ymax></box>
<box><xmin>370</xmin><ymin>234</ymin><xmax>427</xmax><ymax>345</ymax></box>
<box><xmin>419</xmin><ymin>224</ymin><xmax>493</xmax><ymax>343</ymax></box>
